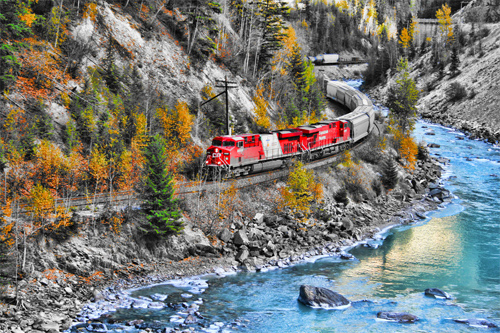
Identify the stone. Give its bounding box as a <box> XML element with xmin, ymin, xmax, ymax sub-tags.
<box><xmin>183</xmin><ymin>224</ymin><xmax>211</xmax><ymax>247</ymax></box>
<box><xmin>342</xmin><ymin>219</ymin><xmax>354</xmax><ymax>231</ymax></box>
<box><xmin>40</xmin><ymin>321</ymin><xmax>60</xmax><ymax>332</ymax></box>
<box><xmin>218</xmin><ymin>229</ymin><xmax>232</xmax><ymax>243</ymax></box>
<box><xmin>298</xmin><ymin>285</ymin><xmax>350</xmax><ymax>309</ymax></box>
<box><xmin>428</xmin><ymin>143</ymin><xmax>440</xmax><ymax>148</ymax></box>
<box><xmin>184</xmin><ymin>314</ymin><xmax>197</xmax><ymax>324</ymax></box>
<box><xmin>454</xmin><ymin>318</ymin><xmax>498</xmax><ymax>328</ymax></box>
<box><xmin>233</xmin><ymin>230</ymin><xmax>249</xmax><ymax>246</ymax></box>
<box><xmin>424</xmin><ymin>288</ymin><xmax>452</xmax><ymax>299</ymax></box>
<box><xmin>235</xmin><ymin>248</ymin><xmax>249</xmax><ymax>263</ymax></box>
<box><xmin>253</xmin><ymin>213</ymin><xmax>264</xmax><ymax>224</ymax></box>
<box><xmin>377</xmin><ymin>311</ymin><xmax>419</xmax><ymax>323</ymax></box>
<box><xmin>340</xmin><ymin>252</ymin><xmax>355</xmax><ymax>260</ymax></box>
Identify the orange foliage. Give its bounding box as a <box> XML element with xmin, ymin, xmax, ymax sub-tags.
<box><xmin>83</xmin><ymin>3</ymin><xmax>98</xmax><ymax>21</ymax></box>
<box><xmin>157</xmin><ymin>100</ymin><xmax>193</xmax><ymax>149</ymax></box>
<box><xmin>399</xmin><ymin>135</ymin><xmax>418</xmax><ymax>170</ymax></box>
<box><xmin>15</xmin><ymin>39</ymin><xmax>71</xmax><ymax>101</ymax></box>
<box><xmin>18</xmin><ymin>3</ymin><xmax>37</xmax><ymax>27</ymax></box>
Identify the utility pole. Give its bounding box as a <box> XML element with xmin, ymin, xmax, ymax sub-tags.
<box><xmin>199</xmin><ymin>76</ymin><xmax>237</xmax><ymax>136</ymax></box>
<box><xmin>216</xmin><ymin>76</ymin><xmax>237</xmax><ymax>135</ymax></box>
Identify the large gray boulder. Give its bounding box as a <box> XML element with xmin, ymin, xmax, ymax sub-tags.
<box><xmin>377</xmin><ymin>311</ymin><xmax>419</xmax><ymax>323</ymax></box>
<box><xmin>233</xmin><ymin>230</ymin><xmax>249</xmax><ymax>246</ymax></box>
<box><xmin>298</xmin><ymin>285</ymin><xmax>350</xmax><ymax>309</ymax></box>
<box><xmin>424</xmin><ymin>288</ymin><xmax>452</xmax><ymax>299</ymax></box>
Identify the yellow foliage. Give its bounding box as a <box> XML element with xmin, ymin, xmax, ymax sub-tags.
<box><xmin>340</xmin><ymin>150</ymin><xmax>354</xmax><ymax>167</ymax></box>
<box><xmin>436</xmin><ymin>3</ymin><xmax>453</xmax><ymax>45</ymax></box>
<box><xmin>27</xmin><ymin>183</ymin><xmax>54</xmax><ymax>221</ymax></box>
<box><xmin>336</xmin><ymin>0</ymin><xmax>350</xmax><ymax>13</ymax></box>
<box><xmin>252</xmin><ymin>83</ymin><xmax>271</xmax><ymax>129</ymax></box>
<box><xmin>89</xmin><ymin>148</ymin><xmax>108</xmax><ymax>192</ymax></box>
<box><xmin>279</xmin><ymin>161</ymin><xmax>323</xmax><ymax>216</ymax></box>
<box><xmin>399</xmin><ymin>27</ymin><xmax>411</xmax><ymax>49</ymax></box>
<box><xmin>301</xmin><ymin>19</ymin><xmax>309</xmax><ymax>29</ymax></box>
<box><xmin>218</xmin><ymin>182</ymin><xmax>238</xmax><ymax>222</ymax></box>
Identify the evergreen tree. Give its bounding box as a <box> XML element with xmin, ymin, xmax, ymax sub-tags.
<box><xmin>256</xmin><ymin>0</ymin><xmax>289</xmax><ymax>72</ymax></box>
<box><xmin>449</xmin><ymin>45</ymin><xmax>460</xmax><ymax>75</ymax></box>
<box><xmin>141</xmin><ymin>135</ymin><xmax>182</xmax><ymax>237</ymax></box>
<box><xmin>381</xmin><ymin>157</ymin><xmax>398</xmax><ymax>190</ymax></box>
<box><xmin>386</xmin><ymin>57</ymin><xmax>419</xmax><ymax>134</ymax></box>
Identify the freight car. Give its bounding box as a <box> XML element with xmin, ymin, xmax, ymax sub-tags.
<box><xmin>204</xmin><ymin>81</ymin><xmax>374</xmax><ymax>179</ymax></box>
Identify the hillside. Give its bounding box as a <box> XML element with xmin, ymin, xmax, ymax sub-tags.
<box><xmin>416</xmin><ymin>20</ymin><xmax>500</xmax><ymax>143</ymax></box>
<box><xmin>367</xmin><ymin>0</ymin><xmax>500</xmax><ymax>143</ymax></box>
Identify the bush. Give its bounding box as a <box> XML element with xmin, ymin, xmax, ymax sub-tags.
<box><xmin>446</xmin><ymin>82</ymin><xmax>468</xmax><ymax>102</ymax></box>
<box><xmin>354</xmin><ymin>134</ymin><xmax>384</xmax><ymax>165</ymax></box>
<box><xmin>334</xmin><ymin>188</ymin><xmax>349</xmax><ymax>205</ymax></box>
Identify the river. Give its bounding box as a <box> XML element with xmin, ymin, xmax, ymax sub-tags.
<box><xmin>73</xmin><ymin>117</ymin><xmax>500</xmax><ymax>333</ymax></box>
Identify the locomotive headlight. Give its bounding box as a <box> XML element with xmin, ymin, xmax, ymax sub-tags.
<box><xmin>217</xmin><ymin>161</ymin><xmax>221</xmax><ymax>165</ymax></box>
<box><xmin>215</xmin><ymin>148</ymin><xmax>219</xmax><ymax>153</ymax></box>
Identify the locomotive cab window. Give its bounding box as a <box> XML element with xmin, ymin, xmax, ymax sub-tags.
<box><xmin>212</xmin><ymin>139</ymin><xmax>222</xmax><ymax>146</ymax></box>
<box><xmin>237</xmin><ymin>141</ymin><xmax>243</xmax><ymax>148</ymax></box>
<box><xmin>223</xmin><ymin>141</ymin><xmax>235</xmax><ymax>147</ymax></box>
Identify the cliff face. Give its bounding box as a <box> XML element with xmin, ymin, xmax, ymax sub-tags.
<box><xmin>69</xmin><ymin>3</ymin><xmax>256</xmax><ymax>140</ymax></box>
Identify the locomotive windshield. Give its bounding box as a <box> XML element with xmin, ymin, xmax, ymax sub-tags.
<box><xmin>212</xmin><ymin>139</ymin><xmax>222</xmax><ymax>146</ymax></box>
<box><xmin>223</xmin><ymin>141</ymin><xmax>235</xmax><ymax>147</ymax></box>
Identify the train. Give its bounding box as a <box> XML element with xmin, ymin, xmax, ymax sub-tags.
<box><xmin>203</xmin><ymin>80</ymin><xmax>375</xmax><ymax>178</ymax></box>
<box><xmin>307</xmin><ymin>54</ymin><xmax>363</xmax><ymax>65</ymax></box>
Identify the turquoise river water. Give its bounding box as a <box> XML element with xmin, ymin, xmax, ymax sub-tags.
<box><xmin>74</xmin><ymin>120</ymin><xmax>500</xmax><ymax>332</ymax></box>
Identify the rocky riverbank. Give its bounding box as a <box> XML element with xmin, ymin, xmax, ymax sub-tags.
<box><xmin>0</xmin><ymin>153</ymin><xmax>451</xmax><ymax>333</ymax></box>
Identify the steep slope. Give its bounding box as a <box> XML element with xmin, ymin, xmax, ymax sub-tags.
<box><xmin>416</xmin><ymin>21</ymin><xmax>500</xmax><ymax>143</ymax></box>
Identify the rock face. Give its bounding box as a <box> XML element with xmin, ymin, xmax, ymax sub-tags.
<box><xmin>454</xmin><ymin>318</ymin><xmax>498</xmax><ymax>328</ymax></box>
<box><xmin>377</xmin><ymin>311</ymin><xmax>419</xmax><ymax>323</ymax></box>
<box><xmin>298</xmin><ymin>285</ymin><xmax>350</xmax><ymax>309</ymax></box>
<box><xmin>424</xmin><ymin>288</ymin><xmax>452</xmax><ymax>299</ymax></box>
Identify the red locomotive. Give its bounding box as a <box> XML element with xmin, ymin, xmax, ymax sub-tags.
<box><xmin>204</xmin><ymin>80</ymin><xmax>375</xmax><ymax>179</ymax></box>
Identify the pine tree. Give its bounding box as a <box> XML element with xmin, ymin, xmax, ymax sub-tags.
<box><xmin>381</xmin><ymin>157</ymin><xmax>398</xmax><ymax>190</ymax></box>
<box><xmin>256</xmin><ymin>0</ymin><xmax>289</xmax><ymax>72</ymax></box>
<box><xmin>141</xmin><ymin>135</ymin><xmax>182</xmax><ymax>237</ymax></box>
<box><xmin>386</xmin><ymin>57</ymin><xmax>419</xmax><ymax>134</ymax></box>
<box><xmin>450</xmin><ymin>45</ymin><xmax>460</xmax><ymax>75</ymax></box>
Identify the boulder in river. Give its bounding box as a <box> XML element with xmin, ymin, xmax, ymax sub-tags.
<box><xmin>377</xmin><ymin>311</ymin><xmax>419</xmax><ymax>323</ymax></box>
<box><xmin>454</xmin><ymin>318</ymin><xmax>498</xmax><ymax>328</ymax></box>
<box><xmin>298</xmin><ymin>285</ymin><xmax>350</xmax><ymax>309</ymax></box>
<box><xmin>424</xmin><ymin>288</ymin><xmax>452</xmax><ymax>299</ymax></box>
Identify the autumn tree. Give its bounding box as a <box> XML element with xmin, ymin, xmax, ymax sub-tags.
<box><xmin>252</xmin><ymin>83</ymin><xmax>271</xmax><ymax>130</ymax></box>
<box><xmin>0</xmin><ymin>0</ymin><xmax>36</xmax><ymax>91</ymax></box>
<box><xmin>386</xmin><ymin>57</ymin><xmax>418</xmax><ymax>134</ymax></box>
<box><xmin>436</xmin><ymin>3</ymin><xmax>454</xmax><ymax>46</ymax></box>
<box><xmin>279</xmin><ymin>161</ymin><xmax>323</xmax><ymax>217</ymax></box>
<box><xmin>141</xmin><ymin>134</ymin><xmax>182</xmax><ymax>237</ymax></box>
